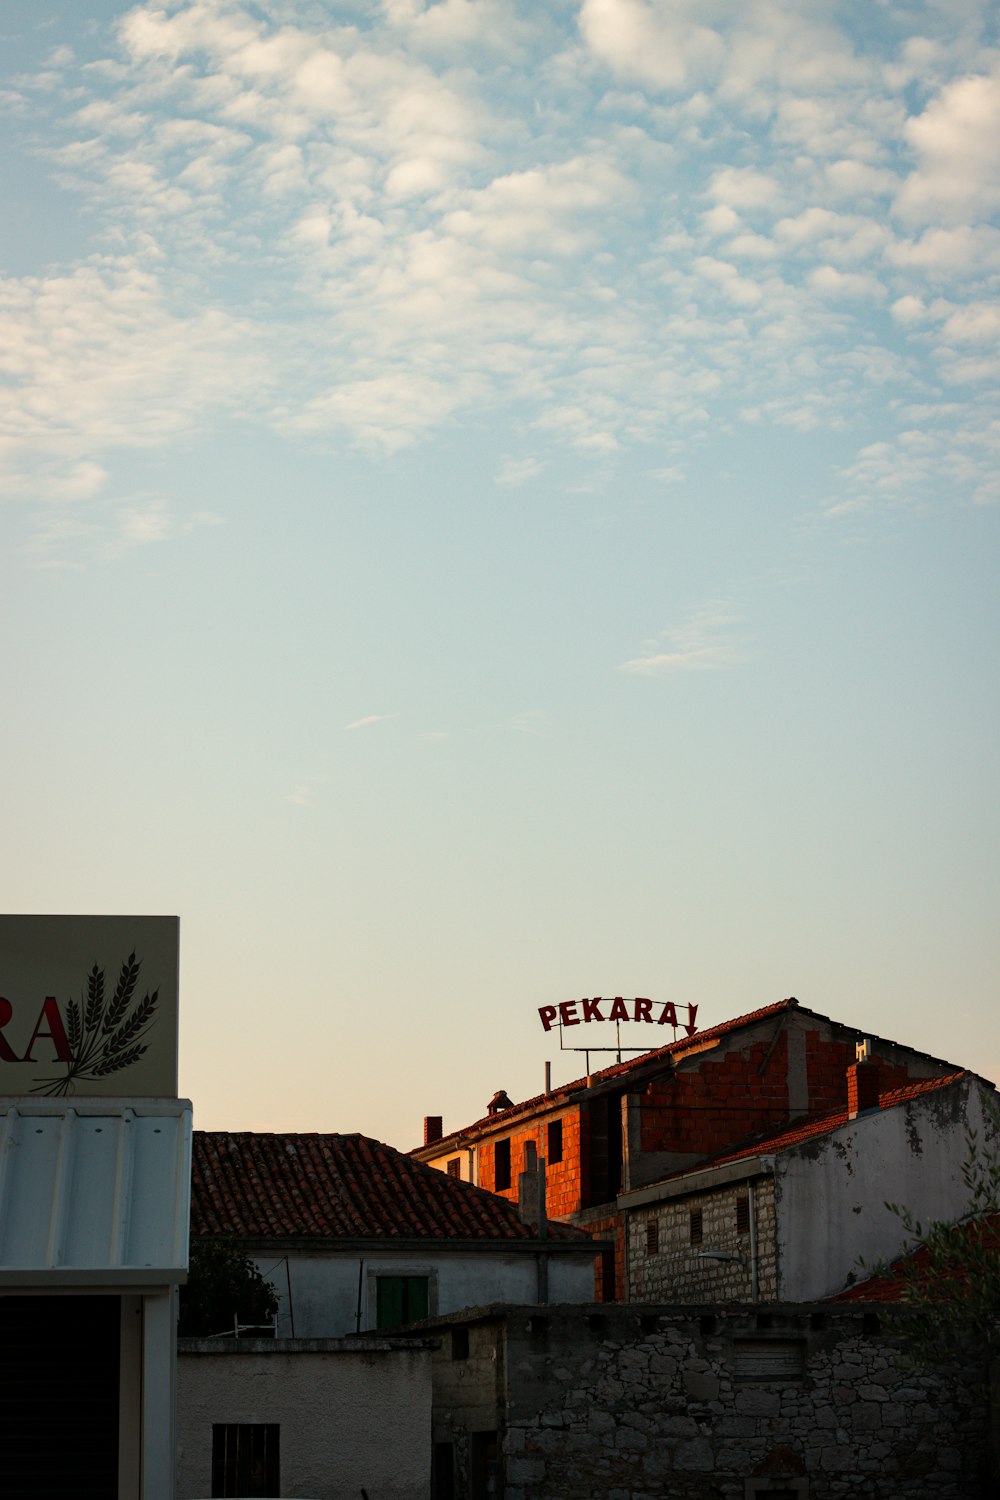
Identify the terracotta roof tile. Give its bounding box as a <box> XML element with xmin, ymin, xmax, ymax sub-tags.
<box><xmin>191</xmin><ymin>1131</ymin><xmax>590</xmax><ymax>1244</ymax></box>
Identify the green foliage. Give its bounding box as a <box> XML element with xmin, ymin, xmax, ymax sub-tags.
<box><xmin>865</xmin><ymin>1095</ymin><xmax>1000</xmax><ymax>1372</ymax></box>
<box><xmin>179</xmin><ymin>1239</ymin><xmax>279</xmax><ymax>1338</ymax></box>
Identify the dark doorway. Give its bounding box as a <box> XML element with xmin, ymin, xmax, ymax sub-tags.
<box><xmin>0</xmin><ymin>1295</ymin><xmax>120</xmax><ymax>1499</ymax></box>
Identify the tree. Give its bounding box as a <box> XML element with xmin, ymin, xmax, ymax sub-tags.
<box><xmin>866</xmin><ymin>1095</ymin><xmax>1000</xmax><ymax>1373</ymax></box>
<box><xmin>179</xmin><ymin>1239</ymin><xmax>279</xmax><ymax>1338</ymax></box>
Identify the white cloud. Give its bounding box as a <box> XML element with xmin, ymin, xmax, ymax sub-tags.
<box><xmin>620</xmin><ymin>605</ymin><xmax>745</xmax><ymax>675</ymax></box>
<box><xmin>496</xmin><ymin>456</ymin><xmax>545</xmax><ymax>487</ymax></box>
<box><xmin>895</xmin><ymin>67</ymin><xmax>1000</xmax><ymax>226</ymax></box>
<box><xmin>345</xmin><ymin>713</ymin><xmax>398</xmax><ymax>730</ymax></box>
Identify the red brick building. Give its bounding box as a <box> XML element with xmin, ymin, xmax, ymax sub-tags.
<box><xmin>411</xmin><ymin>997</ymin><xmax>966</xmax><ymax>1299</ymax></box>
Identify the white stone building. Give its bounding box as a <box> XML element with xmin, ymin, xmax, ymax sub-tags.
<box><xmin>620</xmin><ymin>1065</ymin><xmax>996</xmax><ymax>1303</ymax></box>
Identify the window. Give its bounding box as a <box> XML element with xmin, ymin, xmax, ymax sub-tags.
<box><xmin>451</xmin><ymin>1327</ymin><xmax>469</xmax><ymax>1360</ymax></box>
<box><xmin>212</xmin><ymin>1424</ymin><xmax>279</xmax><ymax>1498</ymax></box>
<box><xmin>447</xmin><ymin>1157</ymin><xmax>461</xmax><ymax>1178</ymax></box>
<box><xmin>689</xmin><ymin>1208</ymin><xmax>703</xmax><ymax>1246</ymax></box>
<box><xmin>494</xmin><ymin>1138</ymin><xmax>511</xmax><ymax>1190</ymax></box>
<box><xmin>547</xmin><ymin>1119</ymin><xmax>563</xmax><ymax>1164</ymax></box>
<box><xmin>733</xmin><ymin>1338</ymin><xmax>806</xmax><ymax>1383</ymax></box>
<box><xmin>645</xmin><ymin>1218</ymin><xmax>659</xmax><ymax>1255</ymax></box>
<box><xmin>376</xmin><ymin>1275</ymin><xmax>429</xmax><ymax>1329</ymax></box>
<box><xmin>736</xmin><ymin>1193</ymin><xmax>750</xmax><ymax>1234</ymax></box>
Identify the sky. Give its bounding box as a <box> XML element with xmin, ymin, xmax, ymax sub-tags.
<box><xmin>1</xmin><ymin>0</ymin><xmax>998</xmax><ymax>1152</ymax></box>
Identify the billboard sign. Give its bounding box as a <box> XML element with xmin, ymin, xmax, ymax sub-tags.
<box><xmin>0</xmin><ymin>915</ymin><xmax>178</xmax><ymax>1098</ymax></box>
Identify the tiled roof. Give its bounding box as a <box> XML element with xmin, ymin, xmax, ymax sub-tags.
<box><xmin>191</xmin><ymin>1131</ymin><xmax>591</xmax><ymax>1245</ymax></box>
<box><xmin>829</xmin><ymin>1211</ymin><xmax>1000</xmax><ymax>1303</ymax></box>
<box><xmin>697</xmin><ymin>1071</ymin><xmax>969</xmax><ymax>1172</ymax></box>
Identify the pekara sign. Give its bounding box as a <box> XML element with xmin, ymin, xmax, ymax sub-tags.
<box><xmin>539</xmin><ymin>996</ymin><xmax>698</xmax><ymax>1037</ymax></box>
<box><xmin>0</xmin><ymin>915</ymin><xmax>178</xmax><ymax>1098</ymax></box>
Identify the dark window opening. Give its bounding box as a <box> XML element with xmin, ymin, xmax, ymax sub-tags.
<box><xmin>547</xmin><ymin>1119</ymin><xmax>563</xmax><ymax>1164</ymax></box>
<box><xmin>598</xmin><ymin>1247</ymin><xmax>617</xmax><ymax>1302</ymax></box>
<box><xmin>689</xmin><ymin>1208</ymin><xmax>703</xmax><ymax>1245</ymax></box>
<box><xmin>446</xmin><ymin>1157</ymin><xmax>461</xmax><ymax>1178</ymax></box>
<box><xmin>587</xmin><ymin>1313</ymin><xmax>607</xmax><ymax>1334</ymax></box>
<box><xmin>700</xmin><ymin>1313</ymin><xmax>717</xmax><ymax>1336</ymax></box>
<box><xmin>736</xmin><ymin>1194</ymin><xmax>750</xmax><ymax>1234</ymax></box>
<box><xmin>494</xmin><ymin>1138</ymin><xmax>511</xmax><ymax>1191</ymax></box>
<box><xmin>451</xmin><ymin>1327</ymin><xmax>469</xmax><ymax>1360</ymax></box>
<box><xmin>212</xmin><ymin>1424</ymin><xmax>280</xmax><ymax>1498</ymax></box>
<box><xmin>376</xmin><ymin>1275</ymin><xmax>429</xmax><ymax>1329</ymax></box>
<box><xmin>470</xmin><ymin>1431</ymin><xmax>499</xmax><ymax>1500</ymax></box>
<box><xmin>645</xmin><ymin>1218</ymin><xmax>659</xmax><ymax>1255</ymax></box>
<box><xmin>862</xmin><ymin>1312</ymin><xmax>881</xmax><ymax>1335</ymax></box>
<box><xmin>432</xmin><ymin>1441</ymin><xmax>455</xmax><ymax>1500</ymax></box>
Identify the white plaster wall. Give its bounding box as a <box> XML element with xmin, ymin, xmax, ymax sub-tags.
<box><xmin>176</xmin><ymin>1344</ymin><xmax>431</xmax><ymax>1500</ymax></box>
<box><xmin>776</xmin><ymin>1076</ymin><xmax>994</xmax><ymax>1300</ymax></box>
<box><xmin>255</xmin><ymin>1249</ymin><xmax>595</xmax><ymax>1337</ymax></box>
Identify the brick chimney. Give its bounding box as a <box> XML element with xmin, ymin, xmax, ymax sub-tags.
<box><xmin>847</xmin><ymin>1040</ymin><xmax>879</xmax><ymax>1119</ymax></box>
<box><xmin>423</xmin><ymin>1115</ymin><xmax>443</xmax><ymax>1145</ymax></box>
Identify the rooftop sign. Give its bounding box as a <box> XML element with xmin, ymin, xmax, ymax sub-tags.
<box><xmin>538</xmin><ymin>996</ymin><xmax>698</xmax><ymax>1038</ymax></box>
<box><xmin>0</xmin><ymin>915</ymin><xmax>178</xmax><ymax>1098</ymax></box>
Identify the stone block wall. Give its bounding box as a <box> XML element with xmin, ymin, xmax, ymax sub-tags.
<box><xmin>628</xmin><ymin>1178</ymin><xmax>778</xmax><ymax>1303</ymax></box>
<box><xmin>428</xmin><ymin>1303</ymin><xmax>988</xmax><ymax>1500</ymax></box>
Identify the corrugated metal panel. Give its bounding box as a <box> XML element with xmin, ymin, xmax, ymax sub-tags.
<box><xmin>0</xmin><ymin>1098</ymin><xmax>191</xmax><ymax>1284</ymax></box>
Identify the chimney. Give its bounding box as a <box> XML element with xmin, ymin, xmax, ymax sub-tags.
<box><xmin>487</xmin><ymin>1089</ymin><xmax>514</xmax><ymax>1116</ymax></box>
<box><xmin>423</xmin><ymin>1115</ymin><xmax>443</xmax><ymax>1145</ymax></box>
<box><xmin>518</xmin><ymin>1140</ymin><xmax>548</xmax><ymax>1233</ymax></box>
<box><xmin>847</xmin><ymin>1040</ymin><xmax>879</xmax><ymax>1119</ymax></box>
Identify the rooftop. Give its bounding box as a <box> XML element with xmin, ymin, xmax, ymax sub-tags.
<box><xmin>416</xmin><ymin>997</ymin><xmax>967</xmax><ymax>1154</ymax></box>
<box><xmin>192</xmin><ymin>1130</ymin><xmax>591</xmax><ymax>1245</ymax></box>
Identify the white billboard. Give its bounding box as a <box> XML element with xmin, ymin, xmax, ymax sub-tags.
<box><xmin>0</xmin><ymin>915</ymin><xmax>178</xmax><ymax>1098</ymax></box>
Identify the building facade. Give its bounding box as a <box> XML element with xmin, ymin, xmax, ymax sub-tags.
<box><xmin>191</xmin><ymin>1129</ymin><xmax>603</xmax><ymax>1337</ymax></box>
<box><xmin>412</xmin><ymin>998</ymin><xmax>968</xmax><ymax>1299</ymax></box>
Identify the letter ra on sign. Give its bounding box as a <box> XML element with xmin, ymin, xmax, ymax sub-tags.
<box><xmin>0</xmin><ymin>996</ymin><xmax>74</xmax><ymax>1064</ymax></box>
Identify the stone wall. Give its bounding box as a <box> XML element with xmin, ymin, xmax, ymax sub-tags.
<box><xmin>425</xmin><ymin>1303</ymin><xmax>989</xmax><ymax>1500</ymax></box>
<box><xmin>628</xmin><ymin>1178</ymin><xmax>778</xmax><ymax>1303</ymax></box>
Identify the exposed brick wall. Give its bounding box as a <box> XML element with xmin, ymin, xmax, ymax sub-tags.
<box><xmin>477</xmin><ymin>1107</ymin><xmax>585</xmax><ymax>1218</ymax></box>
<box><xmin>638</xmin><ymin>1021</ymin><xmax>942</xmax><ymax>1163</ymax></box>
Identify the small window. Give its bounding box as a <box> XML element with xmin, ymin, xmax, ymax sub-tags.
<box><xmin>690</xmin><ymin>1208</ymin><xmax>703</xmax><ymax>1246</ymax></box>
<box><xmin>547</xmin><ymin>1119</ymin><xmax>563</xmax><ymax>1165</ymax></box>
<box><xmin>212</xmin><ymin>1424</ymin><xmax>279</xmax><ymax>1497</ymax></box>
<box><xmin>645</xmin><ymin>1218</ymin><xmax>659</xmax><ymax>1255</ymax></box>
<box><xmin>376</xmin><ymin>1275</ymin><xmax>429</xmax><ymax>1329</ymax></box>
<box><xmin>494</xmin><ymin>1138</ymin><xmax>511</xmax><ymax>1191</ymax></box>
<box><xmin>733</xmin><ymin>1338</ymin><xmax>806</xmax><ymax>1383</ymax></box>
<box><xmin>736</xmin><ymin>1194</ymin><xmax>750</xmax><ymax>1234</ymax></box>
<box><xmin>446</xmin><ymin>1157</ymin><xmax>461</xmax><ymax>1178</ymax></box>
<box><xmin>451</xmin><ymin>1326</ymin><xmax>469</xmax><ymax>1360</ymax></box>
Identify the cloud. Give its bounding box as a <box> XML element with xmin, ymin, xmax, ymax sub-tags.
<box><xmin>619</xmin><ymin>606</ymin><xmax>745</xmax><ymax>675</ymax></box>
<box><xmin>895</xmin><ymin>67</ymin><xmax>1000</xmax><ymax>226</ymax></box>
<box><xmin>345</xmin><ymin>713</ymin><xmax>399</xmax><ymax>730</ymax></box>
<box><xmin>496</xmin><ymin>456</ymin><xmax>545</xmax><ymax>487</ymax></box>
<box><xmin>1</xmin><ymin>0</ymin><xmax>995</xmax><ymax>530</ymax></box>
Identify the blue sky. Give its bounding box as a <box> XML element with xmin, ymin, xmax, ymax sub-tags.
<box><xmin>2</xmin><ymin>0</ymin><xmax>998</xmax><ymax>1149</ymax></box>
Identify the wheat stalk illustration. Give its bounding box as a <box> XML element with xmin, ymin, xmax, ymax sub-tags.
<box><xmin>32</xmin><ymin>952</ymin><xmax>159</xmax><ymax>1096</ymax></box>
